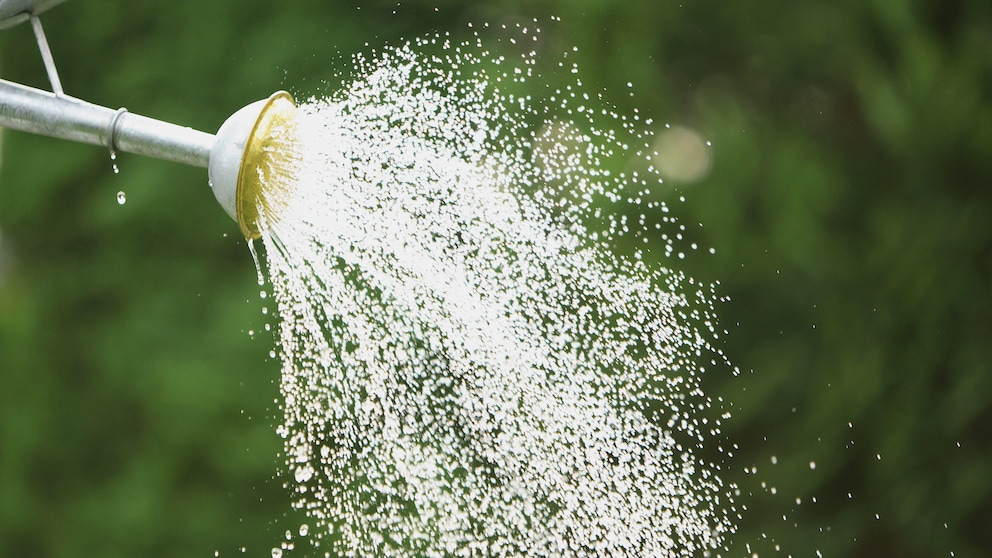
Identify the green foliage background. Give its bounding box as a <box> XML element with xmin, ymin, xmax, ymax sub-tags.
<box><xmin>1</xmin><ymin>1</ymin><xmax>989</xmax><ymax>556</ymax></box>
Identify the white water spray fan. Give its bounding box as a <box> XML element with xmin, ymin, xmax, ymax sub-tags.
<box><xmin>0</xmin><ymin>0</ymin><xmax>296</xmax><ymax>239</ymax></box>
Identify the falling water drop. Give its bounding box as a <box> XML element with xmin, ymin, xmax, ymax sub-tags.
<box><xmin>116</xmin><ymin>191</ymin><xmax>126</xmax><ymax>205</ymax></box>
<box><xmin>247</xmin><ymin>239</ymin><xmax>265</xmax><ymax>286</ymax></box>
<box><xmin>294</xmin><ymin>465</ymin><xmax>314</xmax><ymax>483</ymax></box>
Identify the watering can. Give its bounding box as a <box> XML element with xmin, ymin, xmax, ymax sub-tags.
<box><xmin>0</xmin><ymin>0</ymin><xmax>295</xmax><ymax>239</ymax></box>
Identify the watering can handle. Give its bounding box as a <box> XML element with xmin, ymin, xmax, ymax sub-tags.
<box><xmin>0</xmin><ymin>0</ymin><xmax>67</xmax><ymax>30</ymax></box>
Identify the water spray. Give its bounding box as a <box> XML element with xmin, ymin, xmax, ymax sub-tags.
<box><xmin>2</xmin><ymin>6</ymin><xmax>738</xmax><ymax>553</ymax></box>
<box><xmin>0</xmin><ymin>0</ymin><xmax>296</xmax><ymax>239</ymax></box>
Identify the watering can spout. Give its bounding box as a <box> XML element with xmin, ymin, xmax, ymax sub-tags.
<box><xmin>0</xmin><ymin>80</ymin><xmax>297</xmax><ymax>239</ymax></box>
<box><xmin>0</xmin><ymin>0</ymin><xmax>296</xmax><ymax>239</ymax></box>
<box><xmin>0</xmin><ymin>79</ymin><xmax>215</xmax><ymax>166</ymax></box>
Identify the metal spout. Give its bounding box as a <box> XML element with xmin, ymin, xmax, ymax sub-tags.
<box><xmin>0</xmin><ymin>79</ymin><xmax>215</xmax><ymax>167</ymax></box>
<box><xmin>0</xmin><ymin>79</ymin><xmax>296</xmax><ymax>238</ymax></box>
<box><xmin>0</xmin><ymin>0</ymin><xmax>297</xmax><ymax>239</ymax></box>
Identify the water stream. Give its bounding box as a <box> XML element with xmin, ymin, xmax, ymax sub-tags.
<box><xmin>254</xmin><ymin>30</ymin><xmax>735</xmax><ymax>558</ymax></box>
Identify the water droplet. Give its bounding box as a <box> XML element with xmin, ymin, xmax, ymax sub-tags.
<box><xmin>809</xmin><ymin>461</ymin><xmax>816</xmax><ymax>470</ymax></box>
<box><xmin>117</xmin><ymin>191</ymin><xmax>126</xmax><ymax>205</ymax></box>
<box><xmin>299</xmin><ymin>524</ymin><xmax>309</xmax><ymax>537</ymax></box>
<box><xmin>248</xmin><ymin>239</ymin><xmax>265</xmax><ymax>286</ymax></box>
<box><xmin>271</xmin><ymin>548</ymin><xmax>282</xmax><ymax>558</ymax></box>
<box><xmin>294</xmin><ymin>465</ymin><xmax>313</xmax><ymax>483</ymax></box>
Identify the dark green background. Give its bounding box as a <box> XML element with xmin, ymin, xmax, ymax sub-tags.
<box><xmin>1</xmin><ymin>1</ymin><xmax>989</xmax><ymax>556</ymax></box>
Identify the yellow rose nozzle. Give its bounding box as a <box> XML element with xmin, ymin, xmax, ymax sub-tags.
<box><xmin>208</xmin><ymin>91</ymin><xmax>298</xmax><ymax>239</ymax></box>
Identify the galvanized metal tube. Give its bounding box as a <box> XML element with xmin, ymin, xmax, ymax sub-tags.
<box><xmin>113</xmin><ymin>111</ymin><xmax>214</xmax><ymax>168</ymax></box>
<box><xmin>0</xmin><ymin>78</ymin><xmax>214</xmax><ymax>168</ymax></box>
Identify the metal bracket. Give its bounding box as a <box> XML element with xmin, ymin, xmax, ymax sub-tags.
<box><xmin>0</xmin><ymin>0</ymin><xmax>68</xmax><ymax>95</ymax></box>
<box><xmin>28</xmin><ymin>13</ymin><xmax>62</xmax><ymax>95</ymax></box>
